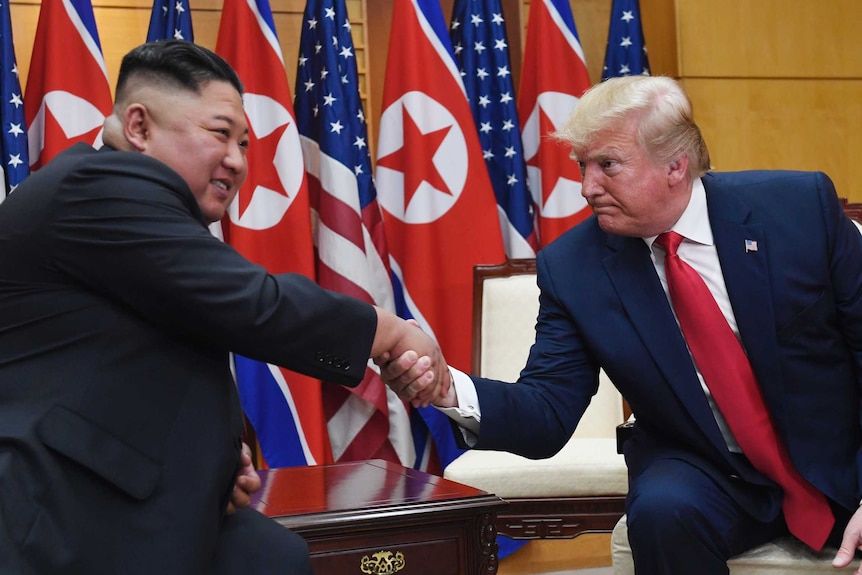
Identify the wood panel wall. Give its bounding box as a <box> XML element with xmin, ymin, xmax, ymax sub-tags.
<box><xmin>8</xmin><ymin>0</ymin><xmax>861</xmax><ymax>201</ymax></box>
<box><xmin>675</xmin><ymin>0</ymin><xmax>862</xmax><ymax>201</ymax></box>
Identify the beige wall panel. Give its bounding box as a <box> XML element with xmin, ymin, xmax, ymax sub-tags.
<box><xmin>10</xmin><ymin>4</ymin><xmax>38</xmax><ymax>93</ymax></box>
<box><xmin>639</xmin><ymin>0</ymin><xmax>677</xmax><ymax>77</ymax></box>
<box><xmin>570</xmin><ymin>0</ymin><xmax>611</xmax><ymax>84</ymax></box>
<box><xmin>684</xmin><ymin>78</ymin><xmax>862</xmax><ymax>202</ymax></box>
<box><xmin>94</xmin><ymin>7</ymin><xmax>154</xmax><ymax>87</ymax></box>
<box><xmin>677</xmin><ymin>0</ymin><xmax>862</xmax><ymax>78</ymax></box>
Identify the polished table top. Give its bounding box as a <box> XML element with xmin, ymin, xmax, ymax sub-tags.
<box><xmin>251</xmin><ymin>459</ymin><xmax>502</xmax><ymax>528</ymax></box>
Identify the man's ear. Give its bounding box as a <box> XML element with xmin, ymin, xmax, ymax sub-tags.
<box><xmin>667</xmin><ymin>155</ymin><xmax>689</xmax><ymax>186</ymax></box>
<box><xmin>123</xmin><ymin>103</ymin><xmax>150</xmax><ymax>152</ymax></box>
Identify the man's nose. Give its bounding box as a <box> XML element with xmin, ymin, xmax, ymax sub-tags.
<box><xmin>580</xmin><ymin>165</ymin><xmax>601</xmax><ymax>199</ymax></box>
<box><xmin>225</xmin><ymin>141</ymin><xmax>245</xmax><ymax>172</ymax></box>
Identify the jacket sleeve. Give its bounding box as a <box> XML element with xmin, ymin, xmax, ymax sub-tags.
<box><xmin>46</xmin><ymin>150</ymin><xmax>376</xmax><ymax>387</ymax></box>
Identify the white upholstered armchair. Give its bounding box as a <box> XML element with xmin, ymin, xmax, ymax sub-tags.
<box><xmin>443</xmin><ymin>259</ymin><xmax>629</xmax><ymax>541</ymax></box>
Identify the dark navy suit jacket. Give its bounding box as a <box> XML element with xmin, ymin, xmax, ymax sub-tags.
<box><xmin>0</xmin><ymin>144</ymin><xmax>376</xmax><ymax>573</ymax></box>
<box><xmin>470</xmin><ymin>170</ymin><xmax>862</xmax><ymax>523</ymax></box>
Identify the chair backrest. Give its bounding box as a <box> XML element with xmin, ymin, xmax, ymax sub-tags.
<box><xmin>472</xmin><ymin>259</ymin><xmax>625</xmax><ymax>439</ymax></box>
<box><xmin>843</xmin><ymin>199</ymin><xmax>862</xmax><ymax>234</ymax></box>
<box><xmin>842</xmin><ymin>198</ymin><xmax>862</xmax><ymax>223</ymax></box>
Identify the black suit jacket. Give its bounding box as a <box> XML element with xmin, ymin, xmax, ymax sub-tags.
<box><xmin>0</xmin><ymin>144</ymin><xmax>376</xmax><ymax>573</ymax></box>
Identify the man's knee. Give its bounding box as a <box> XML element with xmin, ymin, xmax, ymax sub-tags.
<box><xmin>627</xmin><ymin>484</ymin><xmax>704</xmax><ymax>546</ymax></box>
<box><xmin>626</xmin><ymin>459</ymin><xmax>728</xmax><ymax>551</ymax></box>
<box><xmin>211</xmin><ymin>508</ymin><xmax>312</xmax><ymax>575</ymax></box>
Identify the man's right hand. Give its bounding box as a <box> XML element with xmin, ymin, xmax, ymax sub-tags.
<box><xmin>378</xmin><ymin>350</ymin><xmax>457</xmax><ymax>409</ymax></box>
<box><xmin>371</xmin><ymin>315</ymin><xmax>448</xmax><ymax>407</ymax></box>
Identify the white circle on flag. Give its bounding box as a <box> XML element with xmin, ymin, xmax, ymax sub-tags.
<box><xmin>522</xmin><ymin>91</ymin><xmax>587</xmax><ymax>218</ymax></box>
<box><xmin>376</xmin><ymin>90</ymin><xmax>467</xmax><ymax>224</ymax></box>
<box><xmin>27</xmin><ymin>90</ymin><xmax>106</xmax><ymax>162</ymax></box>
<box><xmin>227</xmin><ymin>92</ymin><xmax>303</xmax><ymax>230</ymax></box>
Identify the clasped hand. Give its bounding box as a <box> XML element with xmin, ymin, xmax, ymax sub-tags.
<box><xmin>371</xmin><ymin>312</ymin><xmax>453</xmax><ymax>407</ymax></box>
<box><xmin>376</xmin><ymin>344</ymin><xmax>456</xmax><ymax>409</ymax></box>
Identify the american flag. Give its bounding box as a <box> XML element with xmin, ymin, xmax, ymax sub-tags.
<box><xmin>0</xmin><ymin>0</ymin><xmax>28</xmax><ymax>200</ymax></box>
<box><xmin>602</xmin><ymin>0</ymin><xmax>651</xmax><ymax>80</ymax></box>
<box><xmin>147</xmin><ymin>0</ymin><xmax>193</xmax><ymax>42</ymax></box>
<box><xmin>216</xmin><ymin>0</ymin><xmax>330</xmax><ymax>468</ymax></box>
<box><xmin>294</xmin><ymin>0</ymin><xmax>414</xmax><ymax>466</ymax></box>
<box><xmin>518</xmin><ymin>0</ymin><xmax>592</xmax><ymax>247</ymax></box>
<box><xmin>25</xmin><ymin>0</ymin><xmax>112</xmax><ymax>172</ymax></box>
<box><xmin>449</xmin><ymin>0</ymin><xmax>536</xmax><ymax>259</ymax></box>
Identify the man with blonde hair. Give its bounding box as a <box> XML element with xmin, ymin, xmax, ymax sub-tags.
<box><xmin>384</xmin><ymin>75</ymin><xmax>862</xmax><ymax>574</ymax></box>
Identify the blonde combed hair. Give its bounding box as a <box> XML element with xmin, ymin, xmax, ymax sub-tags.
<box><xmin>554</xmin><ymin>76</ymin><xmax>711</xmax><ymax>178</ymax></box>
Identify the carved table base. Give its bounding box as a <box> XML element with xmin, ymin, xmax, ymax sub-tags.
<box><xmin>252</xmin><ymin>460</ymin><xmax>507</xmax><ymax>575</ymax></box>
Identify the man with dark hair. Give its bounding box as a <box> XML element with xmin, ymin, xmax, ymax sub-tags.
<box><xmin>0</xmin><ymin>40</ymin><xmax>445</xmax><ymax>574</ymax></box>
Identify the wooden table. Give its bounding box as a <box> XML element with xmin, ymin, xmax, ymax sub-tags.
<box><xmin>251</xmin><ymin>459</ymin><xmax>507</xmax><ymax>575</ymax></box>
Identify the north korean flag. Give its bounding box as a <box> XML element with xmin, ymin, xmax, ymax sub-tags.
<box><xmin>216</xmin><ymin>0</ymin><xmax>331</xmax><ymax>468</ymax></box>
<box><xmin>25</xmin><ymin>0</ymin><xmax>112</xmax><ymax>171</ymax></box>
<box><xmin>376</xmin><ymin>0</ymin><xmax>505</xmax><ymax>375</ymax></box>
<box><xmin>518</xmin><ymin>0</ymin><xmax>593</xmax><ymax>246</ymax></box>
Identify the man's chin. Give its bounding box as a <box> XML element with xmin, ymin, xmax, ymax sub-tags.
<box><xmin>596</xmin><ymin>216</ymin><xmax>640</xmax><ymax>238</ymax></box>
<box><xmin>203</xmin><ymin>206</ymin><xmax>228</xmax><ymax>225</ymax></box>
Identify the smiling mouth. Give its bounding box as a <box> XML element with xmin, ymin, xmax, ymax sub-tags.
<box><xmin>210</xmin><ymin>181</ymin><xmax>234</xmax><ymax>199</ymax></box>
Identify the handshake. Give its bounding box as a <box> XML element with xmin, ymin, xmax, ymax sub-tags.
<box><xmin>371</xmin><ymin>307</ymin><xmax>456</xmax><ymax>409</ymax></box>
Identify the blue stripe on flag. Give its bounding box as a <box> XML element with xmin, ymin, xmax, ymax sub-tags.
<box><xmin>68</xmin><ymin>0</ymin><xmax>103</xmax><ymax>51</ymax></box>
<box><xmin>546</xmin><ymin>0</ymin><xmax>579</xmax><ymax>37</ymax></box>
<box><xmin>234</xmin><ymin>355</ymin><xmax>313</xmax><ymax>468</ymax></box>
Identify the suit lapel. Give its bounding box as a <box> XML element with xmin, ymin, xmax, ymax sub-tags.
<box><xmin>705</xmin><ymin>176</ymin><xmax>785</xmax><ymax>400</ymax></box>
<box><xmin>603</xmin><ymin>234</ymin><xmax>728</xmax><ymax>449</ymax></box>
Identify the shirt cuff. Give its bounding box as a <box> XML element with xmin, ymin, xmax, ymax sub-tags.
<box><xmin>433</xmin><ymin>366</ymin><xmax>480</xmax><ymax>445</ymax></box>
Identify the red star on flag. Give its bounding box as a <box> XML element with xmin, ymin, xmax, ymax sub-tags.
<box><xmin>526</xmin><ymin>106</ymin><xmax>582</xmax><ymax>208</ymax></box>
<box><xmin>237</xmin><ymin>119</ymin><xmax>289</xmax><ymax>218</ymax></box>
<box><xmin>377</xmin><ymin>104</ymin><xmax>453</xmax><ymax>210</ymax></box>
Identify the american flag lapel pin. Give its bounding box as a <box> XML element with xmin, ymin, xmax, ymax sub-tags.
<box><xmin>745</xmin><ymin>239</ymin><xmax>758</xmax><ymax>253</ymax></box>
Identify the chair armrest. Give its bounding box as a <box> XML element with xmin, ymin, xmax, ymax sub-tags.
<box><xmin>616</xmin><ymin>420</ymin><xmax>634</xmax><ymax>454</ymax></box>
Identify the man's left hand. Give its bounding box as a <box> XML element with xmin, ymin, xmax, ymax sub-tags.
<box><xmin>226</xmin><ymin>442</ymin><xmax>261</xmax><ymax>515</ymax></box>
<box><xmin>833</xmin><ymin>505</ymin><xmax>862</xmax><ymax>573</ymax></box>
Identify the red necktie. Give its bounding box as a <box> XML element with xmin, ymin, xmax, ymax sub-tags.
<box><xmin>655</xmin><ymin>231</ymin><xmax>834</xmax><ymax>550</ymax></box>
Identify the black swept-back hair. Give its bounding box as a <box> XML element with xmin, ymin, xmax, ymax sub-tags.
<box><xmin>115</xmin><ymin>40</ymin><xmax>243</xmax><ymax>100</ymax></box>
